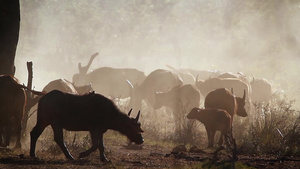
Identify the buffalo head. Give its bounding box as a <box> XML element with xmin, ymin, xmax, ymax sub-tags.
<box><xmin>124</xmin><ymin>109</ymin><xmax>144</xmax><ymax>144</ymax></box>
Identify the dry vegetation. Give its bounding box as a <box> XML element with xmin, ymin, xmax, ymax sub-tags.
<box><xmin>0</xmin><ymin>92</ymin><xmax>299</xmax><ymax>168</ymax></box>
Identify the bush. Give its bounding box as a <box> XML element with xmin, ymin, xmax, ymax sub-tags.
<box><xmin>241</xmin><ymin>92</ymin><xmax>300</xmax><ymax>157</ymax></box>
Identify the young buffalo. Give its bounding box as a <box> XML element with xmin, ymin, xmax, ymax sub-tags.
<box><xmin>187</xmin><ymin>107</ymin><xmax>232</xmax><ymax>148</ymax></box>
<box><xmin>30</xmin><ymin>90</ymin><xmax>144</xmax><ymax>162</ymax></box>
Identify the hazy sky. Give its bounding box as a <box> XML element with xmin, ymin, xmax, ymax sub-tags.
<box><xmin>14</xmin><ymin>0</ymin><xmax>300</xmax><ymax>104</ymax></box>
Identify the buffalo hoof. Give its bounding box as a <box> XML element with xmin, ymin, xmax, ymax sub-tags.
<box><xmin>67</xmin><ymin>156</ymin><xmax>75</xmax><ymax>161</ymax></box>
<box><xmin>30</xmin><ymin>153</ymin><xmax>36</xmax><ymax>158</ymax></box>
<box><xmin>101</xmin><ymin>157</ymin><xmax>111</xmax><ymax>164</ymax></box>
<box><xmin>102</xmin><ymin>159</ymin><xmax>111</xmax><ymax>164</ymax></box>
<box><xmin>30</xmin><ymin>155</ymin><xmax>38</xmax><ymax>160</ymax></box>
<box><xmin>78</xmin><ymin>152</ymin><xmax>88</xmax><ymax>159</ymax></box>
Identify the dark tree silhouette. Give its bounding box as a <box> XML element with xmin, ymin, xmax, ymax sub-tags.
<box><xmin>0</xmin><ymin>0</ymin><xmax>20</xmax><ymax>75</ymax></box>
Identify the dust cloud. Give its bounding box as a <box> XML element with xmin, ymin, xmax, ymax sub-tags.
<box><xmin>14</xmin><ymin>0</ymin><xmax>300</xmax><ymax>107</ymax></box>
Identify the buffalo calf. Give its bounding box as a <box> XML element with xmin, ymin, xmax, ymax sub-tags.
<box><xmin>187</xmin><ymin>107</ymin><xmax>232</xmax><ymax>148</ymax></box>
<box><xmin>30</xmin><ymin>90</ymin><xmax>144</xmax><ymax>162</ymax></box>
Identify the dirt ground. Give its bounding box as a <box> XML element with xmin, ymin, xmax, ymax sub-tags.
<box><xmin>0</xmin><ymin>135</ymin><xmax>299</xmax><ymax>169</ymax></box>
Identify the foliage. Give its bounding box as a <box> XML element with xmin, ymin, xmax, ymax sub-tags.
<box><xmin>241</xmin><ymin>92</ymin><xmax>300</xmax><ymax>157</ymax></box>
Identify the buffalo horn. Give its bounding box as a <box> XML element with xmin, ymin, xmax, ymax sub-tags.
<box><xmin>135</xmin><ymin>110</ymin><xmax>141</xmax><ymax>122</ymax></box>
<box><xmin>231</xmin><ymin>88</ymin><xmax>234</xmax><ymax>94</ymax></box>
<box><xmin>243</xmin><ymin>89</ymin><xmax>246</xmax><ymax>100</ymax></box>
<box><xmin>126</xmin><ymin>79</ymin><xmax>134</xmax><ymax>89</ymax></box>
<box><xmin>128</xmin><ymin>108</ymin><xmax>132</xmax><ymax>116</ymax></box>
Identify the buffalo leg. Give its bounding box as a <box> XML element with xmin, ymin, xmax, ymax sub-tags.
<box><xmin>210</xmin><ymin>130</ymin><xmax>217</xmax><ymax>148</ymax></box>
<box><xmin>4</xmin><ymin>125</ymin><xmax>12</xmax><ymax>147</ymax></box>
<box><xmin>218</xmin><ymin>133</ymin><xmax>224</xmax><ymax>146</ymax></box>
<box><xmin>51</xmin><ymin>125</ymin><xmax>74</xmax><ymax>160</ymax></box>
<box><xmin>30</xmin><ymin>122</ymin><xmax>48</xmax><ymax>158</ymax></box>
<box><xmin>98</xmin><ymin>133</ymin><xmax>110</xmax><ymax>162</ymax></box>
<box><xmin>13</xmin><ymin>118</ymin><xmax>23</xmax><ymax>149</ymax></box>
<box><xmin>0</xmin><ymin>127</ymin><xmax>4</xmax><ymax>147</ymax></box>
<box><xmin>79</xmin><ymin>131</ymin><xmax>100</xmax><ymax>158</ymax></box>
<box><xmin>206</xmin><ymin>127</ymin><xmax>216</xmax><ymax>148</ymax></box>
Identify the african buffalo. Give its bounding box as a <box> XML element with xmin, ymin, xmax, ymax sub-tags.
<box><xmin>217</xmin><ymin>72</ymin><xmax>248</xmax><ymax>83</ymax></box>
<box><xmin>43</xmin><ymin>78</ymin><xmax>92</xmax><ymax>94</ymax></box>
<box><xmin>165</xmin><ymin>65</ymin><xmax>196</xmax><ymax>84</ymax></box>
<box><xmin>250</xmin><ymin>78</ymin><xmax>272</xmax><ymax>104</ymax></box>
<box><xmin>154</xmin><ymin>84</ymin><xmax>201</xmax><ymax>118</ymax></box>
<box><xmin>73</xmin><ymin>54</ymin><xmax>146</xmax><ymax>98</ymax></box>
<box><xmin>187</xmin><ymin>107</ymin><xmax>232</xmax><ymax>148</ymax></box>
<box><xmin>217</xmin><ymin>72</ymin><xmax>252</xmax><ymax>94</ymax></box>
<box><xmin>127</xmin><ymin>69</ymin><xmax>183</xmax><ymax>111</ymax></box>
<box><xmin>30</xmin><ymin>90</ymin><xmax>144</xmax><ymax>162</ymax></box>
<box><xmin>187</xmin><ymin>69</ymin><xmax>220</xmax><ymax>81</ymax></box>
<box><xmin>73</xmin><ymin>67</ymin><xmax>146</xmax><ymax>98</ymax></box>
<box><xmin>205</xmin><ymin>88</ymin><xmax>247</xmax><ymax>118</ymax></box>
<box><xmin>204</xmin><ymin>88</ymin><xmax>247</xmax><ymax>146</ymax></box>
<box><xmin>0</xmin><ymin>75</ymin><xmax>26</xmax><ymax>149</ymax></box>
<box><xmin>196</xmin><ymin>77</ymin><xmax>251</xmax><ymax>103</ymax></box>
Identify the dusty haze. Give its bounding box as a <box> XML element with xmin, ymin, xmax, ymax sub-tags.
<box><xmin>14</xmin><ymin>0</ymin><xmax>300</xmax><ymax>107</ymax></box>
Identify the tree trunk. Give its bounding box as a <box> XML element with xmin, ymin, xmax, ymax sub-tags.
<box><xmin>0</xmin><ymin>0</ymin><xmax>20</xmax><ymax>76</ymax></box>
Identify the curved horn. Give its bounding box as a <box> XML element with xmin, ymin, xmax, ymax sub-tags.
<box><xmin>135</xmin><ymin>110</ymin><xmax>141</xmax><ymax>122</ymax></box>
<box><xmin>242</xmin><ymin>89</ymin><xmax>246</xmax><ymax>101</ymax></box>
<box><xmin>126</xmin><ymin>79</ymin><xmax>134</xmax><ymax>89</ymax></box>
<box><xmin>231</xmin><ymin>88</ymin><xmax>234</xmax><ymax>94</ymax></box>
<box><xmin>195</xmin><ymin>74</ymin><xmax>199</xmax><ymax>84</ymax></box>
<box><xmin>128</xmin><ymin>108</ymin><xmax>132</xmax><ymax>116</ymax></box>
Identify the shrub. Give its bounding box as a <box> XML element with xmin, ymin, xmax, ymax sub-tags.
<box><xmin>241</xmin><ymin>92</ymin><xmax>300</xmax><ymax>157</ymax></box>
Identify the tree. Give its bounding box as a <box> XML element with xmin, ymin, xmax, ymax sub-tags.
<box><xmin>0</xmin><ymin>0</ymin><xmax>20</xmax><ymax>76</ymax></box>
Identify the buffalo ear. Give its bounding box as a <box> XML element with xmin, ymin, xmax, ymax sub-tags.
<box><xmin>135</xmin><ymin>110</ymin><xmax>141</xmax><ymax>122</ymax></box>
<box><xmin>242</xmin><ymin>89</ymin><xmax>246</xmax><ymax>101</ymax></box>
<box><xmin>128</xmin><ymin>108</ymin><xmax>132</xmax><ymax>116</ymax></box>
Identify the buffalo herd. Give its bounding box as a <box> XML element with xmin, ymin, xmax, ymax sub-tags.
<box><xmin>0</xmin><ymin>56</ymin><xmax>274</xmax><ymax>162</ymax></box>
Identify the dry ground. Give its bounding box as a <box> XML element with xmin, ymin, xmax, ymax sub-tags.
<box><xmin>0</xmin><ymin>131</ymin><xmax>299</xmax><ymax>169</ymax></box>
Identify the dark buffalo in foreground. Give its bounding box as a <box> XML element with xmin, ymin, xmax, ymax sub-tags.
<box><xmin>127</xmin><ymin>69</ymin><xmax>183</xmax><ymax>111</ymax></box>
<box><xmin>204</xmin><ymin>88</ymin><xmax>247</xmax><ymax>118</ymax></box>
<box><xmin>0</xmin><ymin>75</ymin><xmax>26</xmax><ymax>149</ymax></box>
<box><xmin>30</xmin><ymin>90</ymin><xmax>144</xmax><ymax>162</ymax></box>
<box><xmin>187</xmin><ymin>107</ymin><xmax>232</xmax><ymax>148</ymax></box>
